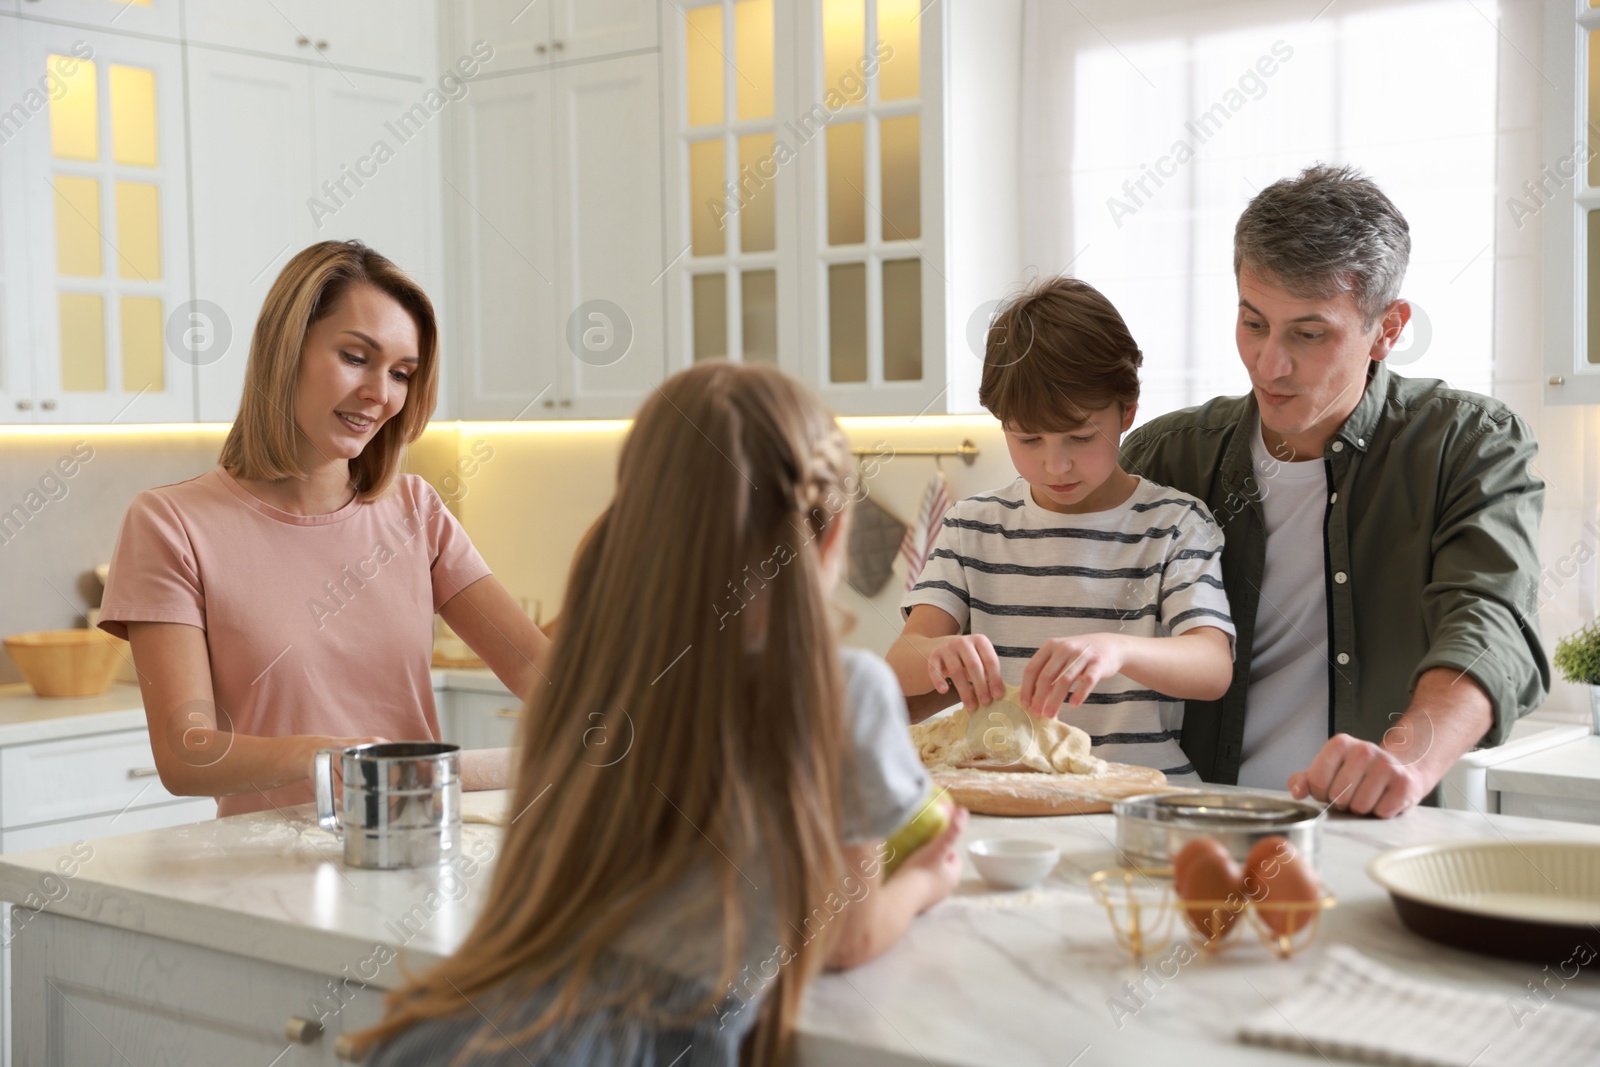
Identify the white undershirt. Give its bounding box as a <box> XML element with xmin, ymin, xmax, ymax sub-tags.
<box><xmin>1238</xmin><ymin>417</ymin><xmax>1331</xmax><ymax>789</ymax></box>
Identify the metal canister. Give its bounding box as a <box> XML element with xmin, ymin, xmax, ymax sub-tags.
<box><xmin>314</xmin><ymin>741</ymin><xmax>462</xmax><ymax>869</ymax></box>
<box><xmin>1112</xmin><ymin>790</ymin><xmax>1323</xmax><ymax>867</ymax></box>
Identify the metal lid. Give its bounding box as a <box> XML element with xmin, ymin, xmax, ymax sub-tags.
<box><xmin>1113</xmin><ymin>791</ymin><xmax>1322</xmax><ymax>827</ymax></box>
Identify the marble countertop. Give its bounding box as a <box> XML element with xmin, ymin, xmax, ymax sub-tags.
<box><xmin>1489</xmin><ymin>734</ymin><xmax>1600</xmax><ymax>801</ymax></box>
<box><xmin>0</xmin><ymin>669</ymin><xmax>508</xmax><ymax>749</ymax></box>
<box><xmin>0</xmin><ymin>791</ymin><xmax>1596</xmax><ymax>1066</ymax></box>
<box><xmin>0</xmin><ymin>682</ymin><xmax>149</xmax><ymax>745</ymax></box>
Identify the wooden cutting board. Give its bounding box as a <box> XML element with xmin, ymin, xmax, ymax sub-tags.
<box><xmin>932</xmin><ymin>762</ymin><xmax>1185</xmax><ymax>816</ymax></box>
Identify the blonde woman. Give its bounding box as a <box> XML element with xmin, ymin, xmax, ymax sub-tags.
<box><xmin>349</xmin><ymin>363</ymin><xmax>968</xmax><ymax>1067</ymax></box>
<box><xmin>99</xmin><ymin>241</ymin><xmax>547</xmax><ymax>817</ymax></box>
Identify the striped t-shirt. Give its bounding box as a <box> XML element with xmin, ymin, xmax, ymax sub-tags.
<box><xmin>902</xmin><ymin>477</ymin><xmax>1235</xmax><ymax>778</ymax></box>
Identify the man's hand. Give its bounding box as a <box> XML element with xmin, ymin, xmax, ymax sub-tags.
<box><xmin>1020</xmin><ymin>634</ymin><xmax>1128</xmax><ymax>716</ymax></box>
<box><xmin>926</xmin><ymin>635</ymin><xmax>1007</xmax><ymax>710</ymax></box>
<box><xmin>1287</xmin><ymin>668</ymin><xmax>1491</xmax><ymax>819</ymax></box>
<box><xmin>1287</xmin><ymin>734</ymin><xmax>1428</xmax><ymax>819</ymax></box>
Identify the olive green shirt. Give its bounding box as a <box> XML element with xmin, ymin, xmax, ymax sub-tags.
<box><xmin>1120</xmin><ymin>362</ymin><xmax>1549</xmax><ymax>785</ymax></box>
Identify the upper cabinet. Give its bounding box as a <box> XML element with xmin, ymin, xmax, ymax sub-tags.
<box><xmin>185</xmin><ymin>51</ymin><xmax>443</xmax><ymax>422</ymax></box>
<box><xmin>11</xmin><ymin>0</ymin><xmax>181</xmax><ymax>41</ymax></box>
<box><xmin>184</xmin><ymin>0</ymin><xmax>428</xmax><ymax>76</ymax></box>
<box><xmin>442</xmin><ymin>0</ymin><xmax>663</xmax><ymax>419</ymax></box>
<box><xmin>661</xmin><ymin>0</ymin><xmax>1020</xmax><ymax>416</ymax></box>
<box><xmin>0</xmin><ymin>0</ymin><xmax>1020</xmax><ymax>424</ymax></box>
<box><xmin>3</xmin><ymin>21</ymin><xmax>193</xmax><ymax>423</ymax></box>
<box><xmin>447</xmin><ymin>0</ymin><xmax>658</xmax><ymax>71</ymax></box>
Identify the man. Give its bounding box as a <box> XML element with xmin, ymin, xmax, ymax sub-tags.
<box><xmin>1120</xmin><ymin>163</ymin><xmax>1548</xmax><ymax>818</ymax></box>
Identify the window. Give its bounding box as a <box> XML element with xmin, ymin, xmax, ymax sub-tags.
<box><xmin>1022</xmin><ymin>0</ymin><xmax>1498</xmax><ymax>424</ymax></box>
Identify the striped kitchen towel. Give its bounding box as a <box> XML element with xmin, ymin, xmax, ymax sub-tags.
<box><xmin>900</xmin><ymin>472</ymin><xmax>953</xmax><ymax>591</ymax></box>
<box><xmin>1237</xmin><ymin>945</ymin><xmax>1600</xmax><ymax>1066</ymax></box>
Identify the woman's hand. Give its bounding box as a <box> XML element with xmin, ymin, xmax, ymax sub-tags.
<box><xmin>304</xmin><ymin>735</ymin><xmax>390</xmax><ymax>789</ymax></box>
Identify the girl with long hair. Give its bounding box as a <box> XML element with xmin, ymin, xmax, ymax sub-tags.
<box><xmin>351</xmin><ymin>362</ymin><xmax>967</xmax><ymax>1066</ymax></box>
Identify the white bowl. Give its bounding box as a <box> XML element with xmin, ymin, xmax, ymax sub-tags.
<box><xmin>968</xmin><ymin>838</ymin><xmax>1059</xmax><ymax>890</ymax></box>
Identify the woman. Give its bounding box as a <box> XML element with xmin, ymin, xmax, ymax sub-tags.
<box><xmin>99</xmin><ymin>241</ymin><xmax>547</xmax><ymax>817</ymax></box>
<box><xmin>348</xmin><ymin>363</ymin><xmax>966</xmax><ymax>1067</ymax></box>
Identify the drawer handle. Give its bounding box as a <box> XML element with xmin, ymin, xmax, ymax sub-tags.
<box><xmin>495</xmin><ymin>708</ymin><xmax>520</xmax><ymax>719</ymax></box>
<box><xmin>127</xmin><ymin>767</ymin><xmax>160</xmax><ymax>779</ymax></box>
<box><xmin>285</xmin><ymin>1015</ymin><xmax>323</xmax><ymax>1044</ymax></box>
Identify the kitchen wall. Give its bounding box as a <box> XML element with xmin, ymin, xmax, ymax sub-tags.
<box><xmin>0</xmin><ymin>425</ymin><xmax>461</xmax><ymax>686</ymax></box>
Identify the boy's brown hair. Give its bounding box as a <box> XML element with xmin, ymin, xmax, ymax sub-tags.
<box><xmin>978</xmin><ymin>276</ymin><xmax>1143</xmax><ymax>431</ymax></box>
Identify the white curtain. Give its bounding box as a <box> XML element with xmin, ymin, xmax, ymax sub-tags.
<box><xmin>1020</xmin><ymin>0</ymin><xmax>1499</xmax><ymax>426</ymax></box>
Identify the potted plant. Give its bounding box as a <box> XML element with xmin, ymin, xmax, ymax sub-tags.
<box><xmin>1552</xmin><ymin>621</ymin><xmax>1600</xmax><ymax>734</ymax></box>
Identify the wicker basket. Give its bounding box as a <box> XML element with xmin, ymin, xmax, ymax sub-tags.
<box><xmin>3</xmin><ymin>629</ymin><xmax>126</xmax><ymax>697</ymax></box>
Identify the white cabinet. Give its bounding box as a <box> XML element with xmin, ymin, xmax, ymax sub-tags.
<box><xmin>184</xmin><ymin>0</ymin><xmax>428</xmax><ymax>76</ymax></box>
<box><xmin>187</xmin><ymin>51</ymin><xmax>442</xmax><ymax>421</ymax></box>
<box><xmin>0</xmin><ymin>20</ymin><xmax>33</xmax><ymax>418</ymax></box>
<box><xmin>445</xmin><ymin>51</ymin><xmax>664</xmax><ymax>419</ymax></box>
<box><xmin>660</xmin><ymin>0</ymin><xmax>1021</xmax><ymax>415</ymax></box>
<box><xmin>14</xmin><ymin>913</ymin><xmax>382</xmax><ymax>1066</ymax></box>
<box><xmin>11</xmin><ymin>0</ymin><xmax>181</xmax><ymax>40</ymax></box>
<box><xmin>5</xmin><ymin>23</ymin><xmax>195</xmax><ymax>423</ymax></box>
<box><xmin>448</xmin><ymin>0</ymin><xmax>657</xmax><ymax>71</ymax></box>
<box><xmin>448</xmin><ymin>690</ymin><xmax>520</xmax><ymax>750</ymax></box>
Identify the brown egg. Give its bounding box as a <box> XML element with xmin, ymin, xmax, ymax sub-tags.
<box><xmin>1172</xmin><ymin>837</ymin><xmax>1246</xmax><ymax>943</ymax></box>
<box><xmin>1245</xmin><ymin>835</ymin><xmax>1323</xmax><ymax>937</ymax></box>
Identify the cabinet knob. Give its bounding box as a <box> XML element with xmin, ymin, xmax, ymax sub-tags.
<box><xmin>284</xmin><ymin>1016</ymin><xmax>323</xmax><ymax>1044</ymax></box>
<box><xmin>541</xmin><ymin>398</ymin><xmax>555</xmax><ymax>408</ymax></box>
<box><xmin>558</xmin><ymin>398</ymin><xmax>571</xmax><ymax>408</ymax></box>
<box><xmin>41</xmin><ymin>399</ymin><xmax>57</xmax><ymax>411</ymax></box>
<box><xmin>334</xmin><ymin>1033</ymin><xmax>363</xmax><ymax>1061</ymax></box>
<box><xmin>15</xmin><ymin>400</ymin><xmax>32</xmax><ymax>411</ymax></box>
<box><xmin>315</xmin><ymin>40</ymin><xmax>329</xmax><ymax>50</ymax></box>
<box><xmin>553</xmin><ymin>40</ymin><xmax>565</xmax><ymax>51</ymax></box>
<box><xmin>1549</xmin><ymin>375</ymin><xmax>1566</xmax><ymax>386</ymax></box>
<box><xmin>535</xmin><ymin>43</ymin><xmax>548</xmax><ymax>54</ymax></box>
<box><xmin>127</xmin><ymin>767</ymin><xmax>160</xmax><ymax>779</ymax></box>
<box><xmin>296</xmin><ymin>36</ymin><xmax>310</xmax><ymax>47</ymax></box>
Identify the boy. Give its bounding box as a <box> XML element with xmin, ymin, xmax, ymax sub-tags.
<box><xmin>886</xmin><ymin>277</ymin><xmax>1235</xmax><ymax>778</ymax></box>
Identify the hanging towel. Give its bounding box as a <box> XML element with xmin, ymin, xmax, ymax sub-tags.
<box><xmin>847</xmin><ymin>495</ymin><xmax>907</xmax><ymax>597</ymax></box>
<box><xmin>900</xmin><ymin>472</ymin><xmax>953</xmax><ymax>592</ymax></box>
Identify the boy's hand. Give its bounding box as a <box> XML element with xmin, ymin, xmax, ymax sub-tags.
<box><xmin>926</xmin><ymin>635</ymin><xmax>1007</xmax><ymax>710</ymax></box>
<box><xmin>1021</xmin><ymin>634</ymin><xmax>1128</xmax><ymax>716</ymax></box>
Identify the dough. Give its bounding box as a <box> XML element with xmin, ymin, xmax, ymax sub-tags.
<box><xmin>911</xmin><ymin>685</ymin><xmax>1105</xmax><ymax>776</ymax></box>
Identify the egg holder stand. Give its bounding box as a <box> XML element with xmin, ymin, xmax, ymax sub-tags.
<box><xmin>1089</xmin><ymin>866</ymin><xmax>1337</xmax><ymax>960</ymax></box>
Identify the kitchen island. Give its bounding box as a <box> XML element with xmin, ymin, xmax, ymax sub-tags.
<box><xmin>0</xmin><ymin>792</ymin><xmax>1596</xmax><ymax>1065</ymax></box>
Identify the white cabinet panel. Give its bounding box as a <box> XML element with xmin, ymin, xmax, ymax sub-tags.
<box><xmin>1</xmin><ymin>797</ymin><xmax>213</xmax><ymax>853</ymax></box>
<box><xmin>447</xmin><ymin>68</ymin><xmax>559</xmax><ymax>417</ymax></box>
<box><xmin>312</xmin><ymin>0</ymin><xmax>429</xmax><ymax>76</ymax></box>
<box><xmin>14</xmin><ymin>913</ymin><xmax>383</xmax><ymax>1067</ymax></box>
<box><xmin>1499</xmin><ymin>791</ymin><xmax>1600</xmax><ymax>825</ymax></box>
<box><xmin>17</xmin><ymin>0</ymin><xmax>181</xmax><ymax>40</ymax></box>
<box><xmin>0</xmin><ymin>728</ymin><xmax>184</xmax><ymax>829</ymax></box>
<box><xmin>450</xmin><ymin>690</ymin><xmax>519</xmax><ymax>750</ymax></box>
<box><xmin>550</xmin><ymin>0</ymin><xmax>658</xmax><ymax>62</ymax></box>
<box><xmin>310</xmin><ymin>67</ymin><xmax>443</xmax><ymax>301</ymax></box>
<box><xmin>0</xmin><ymin>22</ymin><xmax>34</xmax><ymax>423</ymax></box>
<box><xmin>187</xmin><ymin>46</ymin><xmax>314</xmax><ymax>422</ymax></box>
<box><xmin>553</xmin><ymin>52</ymin><xmax>665</xmax><ymax>416</ymax></box>
<box><xmin>185</xmin><ymin>0</ymin><xmax>425</xmax><ymax>75</ymax></box>
<box><xmin>15</xmin><ymin>24</ymin><xmax>194</xmax><ymax>423</ymax></box>
<box><xmin>183</xmin><ymin>0</ymin><xmax>316</xmax><ymax>62</ymax></box>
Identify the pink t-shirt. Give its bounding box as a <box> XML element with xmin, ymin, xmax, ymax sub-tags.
<box><xmin>99</xmin><ymin>468</ymin><xmax>493</xmax><ymax>818</ymax></box>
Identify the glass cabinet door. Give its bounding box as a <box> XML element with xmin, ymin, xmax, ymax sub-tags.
<box><xmin>20</xmin><ymin>23</ymin><xmax>192</xmax><ymax>422</ymax></box>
